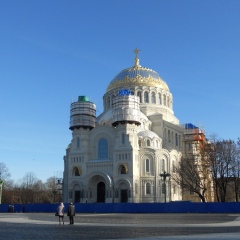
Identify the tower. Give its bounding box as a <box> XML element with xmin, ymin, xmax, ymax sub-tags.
<box><xmin>63</xmin><ymin>96</ymin><xmax>96</xmax><ymax>203</ymax></box>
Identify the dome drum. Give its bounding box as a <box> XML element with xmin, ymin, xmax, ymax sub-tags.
<box><xmin>70</xmin><ymin>98</ymin><xmax>96</xmax><ymax>130</ymax></box>
<box><xmin>112</xmin><ymin>95</ymin><xmax>141</xmax><ymax>126</ymax></box>
<box><xmin>70</xmin><ymin>115</ymin><xmax>96</xmax><ymax>130</ymax></box>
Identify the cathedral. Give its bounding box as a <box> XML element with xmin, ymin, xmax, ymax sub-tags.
<box><xmin>63</xmin><ymin>49</ymin><xmax>184</xmax><ymax>203</ymax></box>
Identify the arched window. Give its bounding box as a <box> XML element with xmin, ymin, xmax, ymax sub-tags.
<box><xmin>107</xmin><ymin>96</ymin><xmax>111</xmax><ymax>109</ymax></box>
<box><xmin>173</xmin><ymin>184</ymin><xmax>176</xmax><ymax>194</ymax></box>
<box><xmin>73</xmin><ymin>167</ymin><xmax>81</xmax><ymax>176</ymax></box>
<box><xmin>163</xmin><ymin>95</ymin><xmax>166</xmax><ymax>106</ymax></box>
<box><xmin>74</xmin><ymin>167</ymin><xmax>80</xmax><ymax>176</ymax></box>
<box><xmin>175</xmin><ymin>133</ymin><xmax>178</xmax><ymax>146</ymax></box>
<box><xmin>111</xmin><ymin>94</ymin><xmax>114</xmax><ymax>106</ymax></box>
<box><xmin>138</xmin><ymin>140</ymin><xmax>141</xmax><ymax>147</ymax></box>
<box><xmin>161</xmin><ymin>159</ymin><xmax>165</xmax><ymax>172</ymax></box>
<box><xmin>168</xmin><ymin>130</ymin><xmax>171</xmax><ymax>142</ymax></box>
<box><xmin>146</xmin><ymin>182</ymin><xmax>151</xmax><ymax>194</ymax></box>
<box><xmin>146</xmin><ymin>159</ymin><xmax>150</xmax><ymax>172</ymax></box>
<box><xmin>122</xmin><ymin>133</ymin><xmax>125</xmax><ymax>144</ymax></box>
<box><xmin>137</xmin><ymin>91</ymin><xmax>142</xmax><ymax>103</ymax></box>
<box><xmin>144</xmin><ymin>92</ymin><xmax>149</xmax><ymax>103</ymax></box>
<box><xmin>120</xmin><ymin>165</ymin><xmax>127</xmax><ymax>174</ymax></box>
<box><xmin>167</xmin><ymin>96</ymin><xmax>170</xmax><ymax>107</ymax></box>
<box><xmin>98</xmin><ymin>138</ymin><xmax>108</xmax><ymax>159</ymax></box>
<box><xmin>151</xmin><ymin>92</ymin><xmax>156</xmax><ymax>103</ymax></box>
<box><xmin>77</xmin><ymin>137</ymin><xmax>80</xmax><ymax>148</ymax></box>
<box><xmin>172</xmin><ymin>160</ymin><xmax>176</xmax><ymax>172</ymax></box>
<box><xmin>158</xmin><ymin>93</ymin><xmax>162</xmax><ymax>104</ymax></box>
<box><xmin>147</xmin><ymin>139</ymin><xmax>151</xmax><ymax>146</ymax></box>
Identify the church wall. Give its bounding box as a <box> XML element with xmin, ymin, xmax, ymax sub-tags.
<box><xmin>162</xmin><ymin>121</ymin><xmax>183</xmax><ymax>151</ymax></box>
<box><xmin>148</xmin><ymin>114</ymin><xmax>164</xmax><ymax>139</ymax></box>
<box><xmin>112</xmin><ymin>123</ymin><xmax>140</xmax><ymax>203</ymax></box>
<box><xmin>89</xmin><ymin>125</ymin><xmax>115</xmax><ymax>160</ymax></box>
<box><xmin>63</xmin><ymin>123</ymin><xmax>183</xmax><ymax>203</ymax></box>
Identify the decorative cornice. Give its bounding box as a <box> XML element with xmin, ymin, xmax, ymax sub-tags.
<box><xmin>107</xmin><ymin>74</ymin><xmax>169</xmax><ymax>92</ymax></box>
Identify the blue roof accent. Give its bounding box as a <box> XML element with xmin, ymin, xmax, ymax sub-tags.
<box><xmin>185</xmin><ymin>123</ymin><xmax>198</xmax><ymax>129</ymax></box>
<box><xmin>119</xmin><ymin>89</ymin><xmax>132</xmax><ymax>96</ymax></box>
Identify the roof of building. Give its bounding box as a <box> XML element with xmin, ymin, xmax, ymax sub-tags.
<box><xmin>97</xmin><ymin>109</ymin><xmax>150</xmax><ymax>124</ymax></box>
<box><xmin>138</xmin><ymin>130</ymin><xmax>160</xmax><ymax>139</ymax></box>
<box><xmin>106</xmin><ymin>49</ymin><xmax>170</xmax><ymax>92</ymax></box>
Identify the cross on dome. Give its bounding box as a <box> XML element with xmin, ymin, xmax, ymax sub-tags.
<box><xmin>134</xmin><ymin>48</ymin><xmax>141</xmax><ymax>67</ymax></box>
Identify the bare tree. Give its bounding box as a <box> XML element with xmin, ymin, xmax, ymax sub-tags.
<box><xmin>19</xmin><ymin>172</ymin><xmax>39</xmax><ymax>203</ymax></box>
<box><xmin>172</xmin><ymin>152</ymin><xmax>210</xmax><ymax>202</ymax></box>
<box><xmin>45</xmin><ymin>176</ymin><xmax>59</xmax><ymax>203</ymax></box>
<box><xmin>46</xmin><ymin>176</ymin><xmax>57</xmax><ymax>190</ymax></box>
<box><xmin>0</xmin><ymin>162</ymin><xmax>11</xmax><ymax>180</ymax></box>
<box><xmin>21</xmin><ymin>172</ymin><xmax>38</xmax><ymax>188</ymax></box>
<box><xmin>218</xmin><ymin>140</ymin><xmax>234</xmax><ymax>202</ymax></box>
<box><xmin>207</xmin><ymin>138</ymin><xmax>240</xmax><ymax>202</ymax></box>
<box><xmin>233</xmin><ymin>139</ymin><xmax>240</xmax><ymax>201</ymax></box>
<box><xmin>225</xmin><ymin>139</ymin><xmax>240</xmax><ymax>202</ymax></box>
<box><xmin>0</xmin><ymin>162</ymin><xmax>11</xmax><ymax>203</ymax></box>
<box><xmin>1</xmin><ymin>169</ymin><xmax>63</xmax><ymax>204</ymax></box>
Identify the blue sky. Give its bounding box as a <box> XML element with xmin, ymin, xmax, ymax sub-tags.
<box><xmin>0</xmin><ymin>0</ymin><xmax>240</xmax><ymax>182</ymax></box>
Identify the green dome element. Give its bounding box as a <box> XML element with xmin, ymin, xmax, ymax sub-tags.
<box><xmin>78</xmin><ymin>96</ymin><xmax>89</xmax><ymax>102</ymax></box>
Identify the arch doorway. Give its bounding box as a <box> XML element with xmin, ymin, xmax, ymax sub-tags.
<box><xmin>97</xmin><ymin>181</ymin><xmax>105</xmax><ymax>203</ymax></box>
<box><xmin>118</xmin><ymin>181</ymin><xmax>129</xmax><ymax>203</ymax></box>
<box><xmin>121</xmin><ymin>189</ymin><xmax>128</xmax><ymax>202</ymax></box>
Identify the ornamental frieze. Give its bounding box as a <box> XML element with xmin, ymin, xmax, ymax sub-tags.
<box><xmin>107</xmin><ymin>74</ymin><xmax>169</xmax><ymax>92</ymax></box>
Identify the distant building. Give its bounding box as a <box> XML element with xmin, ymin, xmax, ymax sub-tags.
<box><xmin>182</xmin><ymin>124</ymin><xmax>214</xmax><ymax>202</ymax></box>
<box><xmin>63</xmin><ymin>49</ymin><xmax>210</xmax><ymax>203</ymax></box>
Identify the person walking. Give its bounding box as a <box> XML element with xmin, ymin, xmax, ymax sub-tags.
<box><xmin>57</xmin><ymin>202</ymin><xmax>65</xmax><ymax>224</ymax></box>
<box><xmin>67</xmin><ymin>202</ymin><xmax>76</xmax><ymax>225</ymax></box>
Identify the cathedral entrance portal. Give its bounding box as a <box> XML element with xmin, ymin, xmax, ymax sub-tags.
<box><xmin>121</xmin><ymin>189</ymin><xmax>128</xmax><ymax>202</ymax></box>
<box><xmin>75</xmin><ymin>190</ymin><xmax>80</xmax><ymax>203</ymax></box>
<box><xmin>97</xmin><ymin>181</ymin><xmax>105</xmax><ymax>203</ymax></box>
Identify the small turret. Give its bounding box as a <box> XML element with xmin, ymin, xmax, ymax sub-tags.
<box><xmin>112</xmin><ymin>90</ymin><xmax>141</xmax><ymax>127</ymax></box>
<box><xmin>69</xmin><ymin>96</ymin><xmax>96</xmax><ymax>130</ymax></box>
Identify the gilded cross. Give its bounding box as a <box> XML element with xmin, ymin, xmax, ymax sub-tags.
<box><xmin>134</xmin><ymin>48</ymin><xmax>140</xmax><ymax>57</ymax></box>
<box><xmin>134</xmin><ymin>48</ymin><xmax>141</xmax><ymax>67</ymax></box>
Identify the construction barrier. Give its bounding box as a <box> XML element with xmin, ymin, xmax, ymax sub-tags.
<box><xmin>1</xmin><ymin>202</ymin><xmax>240</xmax><ymax>213</ymax></box>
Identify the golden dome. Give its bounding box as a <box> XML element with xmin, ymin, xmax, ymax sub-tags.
<box><xmin>107</xmin><ymin>49</ymin><xmax>170</xmax><ymax>92</ymax></box>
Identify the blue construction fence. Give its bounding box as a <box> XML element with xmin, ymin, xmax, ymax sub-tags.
<box><xmin>1</xmin><ymin>202</ymin><xmax>240</xmax><ymax>213</ymax></box>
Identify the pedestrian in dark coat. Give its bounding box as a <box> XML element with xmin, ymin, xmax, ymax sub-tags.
<box><xmin>68</xmin><ymin>202</ymin><xmax>76</xmax><ymax>225</ymax></box>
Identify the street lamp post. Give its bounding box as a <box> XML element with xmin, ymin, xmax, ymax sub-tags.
<box><xmin>160</xmin><ymin>171</ymin><xmax>170</xmax><ymax>203</ymax></box>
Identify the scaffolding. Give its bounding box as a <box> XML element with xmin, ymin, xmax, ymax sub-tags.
<box><xmin>182</xmin><ymin>123</ymin><xmax>206</xmax><ymax>142</ymax></box>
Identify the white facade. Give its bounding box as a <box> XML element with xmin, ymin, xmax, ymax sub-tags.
<box><xmin>63</xmin><ymin>51</ymin><xmax>183</xmax><ymax>203</ymax></box>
